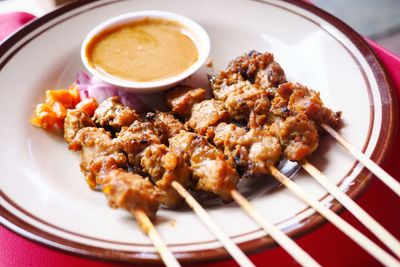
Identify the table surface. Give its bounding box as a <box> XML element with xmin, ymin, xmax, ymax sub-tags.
<box><xmin>1</xmin><ymin>1</ymin><xmax>400</xmax><ymax>267</ymax></box>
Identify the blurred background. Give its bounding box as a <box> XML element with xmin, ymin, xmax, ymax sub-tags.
<box><xmin>1</xmin><ymin>0</ymin><xmax>399</xmax><ymax>54</ymax></box>
<box><xmin>314</xmin><ymin>0</ymin><xmax>400</xmax><ymax>55</ymax></box>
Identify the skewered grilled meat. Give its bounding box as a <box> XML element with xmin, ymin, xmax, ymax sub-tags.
<box><xmin>166</xmin><ymin>50</ymin><xmax>341</xmax><ymax>177</ymax></box>
<box><xmin>93</xmin><ymin>96</ymin><xmax>139</xmax><ymax>131</ymax></box>
<box><xmin>271</xmin><ymin>83</ymin><xmax>341</xmax><ymax>129</ymax></box>
<box><xmin>116</xmin><ymin>121</ymin><xmax>161</xmax><ymax>168</ymax></box>
<box><xmin>69</xmin><ymin>127</ymin><xmax>128</xmax><ymax>189</ymax></box>
<box><xmin>269</xmin><ymin>114</ymin><xmax>319</xmax><ymax>161</ymax></box>
<box><xmin>225</xmin><ymin>51</ymin><xmax>286</xmax><ymax>86</ymax></box>
<box><xmin>210</xmin><ymin>51</ymin><xmax>286</xmax><ymax>100</ymax></box>
<box><xmin>63</xmin><ymin>109</ymin><xmax>95</xmax><ymax>143</ymax></box>
<box><xmin>141</xmin><ymin>144</ymin><xmax>191</xmax><ymax>208</ymax></box>
<box><xmin>213</xmin><ymin>122</ymin><xmax>247</xmax><ymax>154</ymax></box>
<box><xmin>186</xmin><ymin>99</ymin><xmax>230</xmax><ymax>137</ymax></box>
<box><xmin>224</xmin><ymin>83</ymin><xmax>270</xmax><ymax>126</ymax></box>
<box><xmin>111</xmin><ymin>112</ymin><xmax>189</xmax><ymax>208</ymax></box>
<box><xmin>234</xmin><ymin>129</ymin><xmax>282</xmax><ymax>177</ymax></box>
<box><xmin>146</xmin><ymin>110</ymin><xmax>241</xmax><ymax>202</ymax></box>
<box><xmin>169</xmin><ymin>131</ymin><xmax>239</xmax><ymax>201</ymax></box>
<box><xmin>98</xmin><ymin>169</ymin><xmax>160</xmax><ymax>220</ymax></box>
<box><xmin>53</xmin><ymin>50</ymin><xmax>342</xmax><ymax>224</ymax></box>
<box><xmin>165</xmin><ymin>85</ymin><xmax>206</xmax><ymax>117</ymax></box>
<box><xmin>146</xmin><ymin>111</ymin><xmax>184</xmax><ymax>144</ymax></box>
<box><xmin>194</xmin><ymin>121</ymin><xmax>282</xmax><ymax>177</ymax></box>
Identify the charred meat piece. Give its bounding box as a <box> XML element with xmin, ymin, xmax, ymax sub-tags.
<box><xmin>270</xmin><ymin>82</ymin><xmax>293</xmax><ymax>119</ymax></box>
<box><xmin>187</xmin><ymin>99</ymin><xmax>230</xmax><ymax>137</ymax></box>
<box><xmin>271</xmin><ymin>83</ymin><xmax>341</xmax><ymax>129</ymax></box>
<box><xmin>255</xmin><ymin>61</ymin><xmax>287</xmax><ymax>90</ymax></box>
<box><xmin>226</xmin><ymin>51</ymin><xmax>286</xmax><ymax>86</ymax></box>
<box><xmin>141</xmin><ymin>144</ymin><xmax>191</xmax><ymax>208</ymax></box>
<box><xmin>169</xmin><ymin>131</ymin><xmax>239</xmax><ymax>201</ymax></box>
<box><xmin>224</xmin><ymin>83</ymin><xmax>270</xmax><ymax>124</ymax></box>
<box><xmin>98</xmin><ymin>169</ymin><xmax>160</xmax><ymax>220</ymax></box>
<box><xmin>165</xmin><ymin>86</ymin><xmax>206</xmax><ymax>117</ymax></box>
<box><xmin>211</xmin><ymin>77</ymin><xmax>248</xmax><ymax>102</ymax></box>
<box><xmin>63</xmin><ymin>109</ymin><xmax>95</xmax><ymax>143</ymax></box>
<box><xmin>212</xmin><ymin>123</ymin><xmax>281</xmax><ymax>177</ymax></box>
<box><xmin>116</xmin><ymin>121</ymin><xmax>161</xmax><ymax>167</ymax></box>
<box><xmin>210</xmin><ymin>72</ymin><xmax>245</xmax><ymax>101</ymax></box>
<box><xmin>210</xmin><ymin>51</ymin><xmax>286</xmax><ymax>99</ymax></box>
<box><xmin>93</xmin><ymin>96</ymin><xmax>139</xmax><ymax>131</ymax></box>
<box><xmin>287</xmin><ymin>83</ymin><xmax>341</xmax><ymax>129</ymax></box>
<box><xmin>69</xmin><ymin>127</ymin><xmax>128</xmax><ymax>189</ymax></box>
<box><xmin>195</xmin><ymin>159</ymin><xmax>240</xmax><ymax>201</ymax></box>
<box><xmin>213</xmin><ymin>122</ymin><xmax>247</xmax><ymax>160</ymax></box>
<box><xmin>270</xmin><ymin>113</ymin><xmax>319</xmax><ymax>161</ymax></box>
<box><xmin>235</xmin><ymin>129</ymin><xmax>282</xmax><ymax>176</ymax></box>
<box><xmin>146</xmin><ymin>111</ymin><xmax>184</xmax><ymax>144</ymax></box>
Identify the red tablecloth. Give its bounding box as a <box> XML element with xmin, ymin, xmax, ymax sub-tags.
<box><xmin>1</xmin><ymin>11</ymin><xmax>399</xmax><ymax>267</ymax></box>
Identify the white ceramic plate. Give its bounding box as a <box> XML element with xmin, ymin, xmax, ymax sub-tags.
<box><xmin>0</xmin><ymin>0</ymin><xmax>396</xmax><ymax>264</ymax></box>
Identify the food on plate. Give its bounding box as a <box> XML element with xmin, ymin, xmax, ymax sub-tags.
<box><xmin>166</xmin><ymin>51</ymin><xmax>340</xmax><ymax>173</ymax></box>
<box><xmin>30</xmin><ymin>50</ymin><xmax>341</xmax><ymax>222</ymax></box>
<box><xmin>84</xmin><ymin>18</ymin><xmax>198</xmax><ymax>82</ymax></box>
<box><xmin>30</xmin><ymin>85</ymin><xmax>80</xmax><ymax>129</ymax></box>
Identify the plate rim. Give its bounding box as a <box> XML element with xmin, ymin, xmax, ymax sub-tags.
<box><xmin>0</xmin><ymin>0</ymin><xmax>398</xmax><ymax>264</ymax></box>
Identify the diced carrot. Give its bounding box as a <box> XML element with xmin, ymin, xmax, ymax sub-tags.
<box><xmin>52</xmin><ymin>101</ymin><xmax>67</xmax><ymax>119</ymax></box>
<box><xmin>69</xmin><ymin>84</ymin><xmax>81</xmax><ymax>106</ymax></box>
<box><xmin>55</xmin><ymin>118</ymin><xmax>65</xmax><ymax>129</ymax></box>
<box><xmin>30</xmin><ymin>84</ymin><xmax>88</xmax><ymax>131</ymax></box>
<box><xmin>45</xmin><ymin>84</ymin><xmax>81</xmax><ymax>108</ymax></box>
<box><xmin>30</xmin><ymin>103</ymin><xmax>58</xmax><ymax>130</ymax></box>
<box><xmin>75</xmin><ymin>97</ymin><xmax>98</xmax><ymax>116</ymax></box>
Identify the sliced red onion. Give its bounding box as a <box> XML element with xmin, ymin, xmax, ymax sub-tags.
<box><xmin>75</xmin><ymin>72</ymin><xmax>147</xmax><ymax>112</ymax></box>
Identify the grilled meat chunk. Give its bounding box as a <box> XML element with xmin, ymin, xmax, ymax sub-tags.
<box><xmin>255</xmin><ymin>61</ymin><xmax>287</xmax><ymax>90</ymax></box>
<box><xmin>117</xmin><ymin>121</ymin><xmax>161</xmax><ymax>167</ymax></box>
<box><xmin>98</xmin><ymin>169</ymin><xmax>160</xmax><ymax>220</ymax></box>
<box><xmin>187</xmin><ymin>99</ymin><xmax>230</xmax><ymax>137</ymax></box>
<box><xmin>169</xmin><ymin>131</ymin><xmax>239</xmax><ymax>201</ymax></box>
<box><xmin>165</xmin><ymin>86</ymin><xmax>206</xmax><ymax>117</ymax></box>
<box><xmin>226</xmin><ymin>51</ymin><xmax>286</xmax><ymax>86</ymax></box>
<box><xmin>224</xmin><ymin>83</ymin><xmax>270</xmax><ymax>124</ymax></box>
<box><xmin>236</xmin><ymin>129</ymin><xmax>282</xmax><ymax>176</ymax></box>
<box><xmin>210</xmin><ymin>51</ymin><xmax>286</xmax><ymax>100</ymax></box>
<box><xmin>212</xmin><ymin>123</ymin><xmax>281</xmax><ymax>177</ymax></box>
<box><xmin>210</xmin><ymin>72</ymin><xmax>245</xmax><ymax>101</ymax></box>
<box><xmin>270</xmin><ymin>113</ymin><xmax>319</xmax><ymax>161</ymax></box>
<box><xmin>146</xmin><ymin>111</ymin><xmax>184</xmax><ymax>144</ymax></box>
<box><xmin>271</xmin><ymin>83</ymin><xmax>341</xmax><ymax>129</ymax></box>
<box><xmin>213</xmin><ymin>122</ymin><xmax>247</xmax><ymax>159</ymax></box>
<box><xmin>63</xmin><ymin>109</ymin><xmax>95</xmax><ymax>143</ymax></box>
<box><xmin>93</xmin><ymin>96</ymin><xmax>139</xmax><ymax>131</ymax></box>
<box><xmin>69</xmin><ymin>127</ymin><xmax>128</xmax><ymax>189</ymax></box>
<box><xmin>141</xmin><ymin>144</ymin><xmax>191</xmax><ymax>208</ymax></box>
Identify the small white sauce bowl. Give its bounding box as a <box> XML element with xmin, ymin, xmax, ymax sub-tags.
<box><xmin>81</xmin><ymin>10</ymin><xmax>210</xmax><ymax>94</ymax></box>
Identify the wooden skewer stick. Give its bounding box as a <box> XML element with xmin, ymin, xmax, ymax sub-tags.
<box><xmin>321</xmin><ymin>123</ymin><xmax>400</xmax><ymax>197</ymax></box>
<box><xmin>134</xmin><ymin>210</ymin><xmax>181</xmax><ymax>267</ymax></box>
<box><xmin>171</xmin><ymin>181</ymin><xmax>255</xmax><ymax>267</ymax></box>
<box><xmin>231</xmin><ymin>189</ymin><xmax>321</xmax><ymax>267</ymax></box>
<box><xmin>269</xmin><ymin>166</ymin><xmax>400</xmax><ymax>267</ymax></box>
<box><xmin>301</xmin><ymin>160</ymin><xmax>400</xmax><ymax>258</ymax></box>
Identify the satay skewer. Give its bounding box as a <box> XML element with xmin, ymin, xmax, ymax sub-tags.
<box><xmin>269</xmin><ymin>166</ymin><xmax>400</xmax><ymax>267</ymax></box>
<box><xmin>321</xmin><ymin>123</ymin><xmax>400</xmax><ymax>197</ymax></box>
<box><xmin>134</xmin><ymin>210</ymin><xmax>181</xmax><ymax>267</ymax></box>
<box><xmin>173</xmin><ymin>179</ymin><xmax>320</xmax><ymax>267</ymax></box>
<box><xmin>230</xmin><ymin>189</ymin><xmax>321</xmax><ymax>267</ymax></box>
<box><xmin>301</xmin><ymin>160</ymin><xmax>400</xmax><ymax>257</ymax></box>
<box><xmin>171</xmin><ymin>181</ymin><xmax>255</xmax><ymax>267</ymax></box>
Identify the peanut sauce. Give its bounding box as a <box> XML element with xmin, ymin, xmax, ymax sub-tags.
<box><xmin>86</xmin><ymin>18</ymin><xmax>198</xmax><ymax>83</ymax></box>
